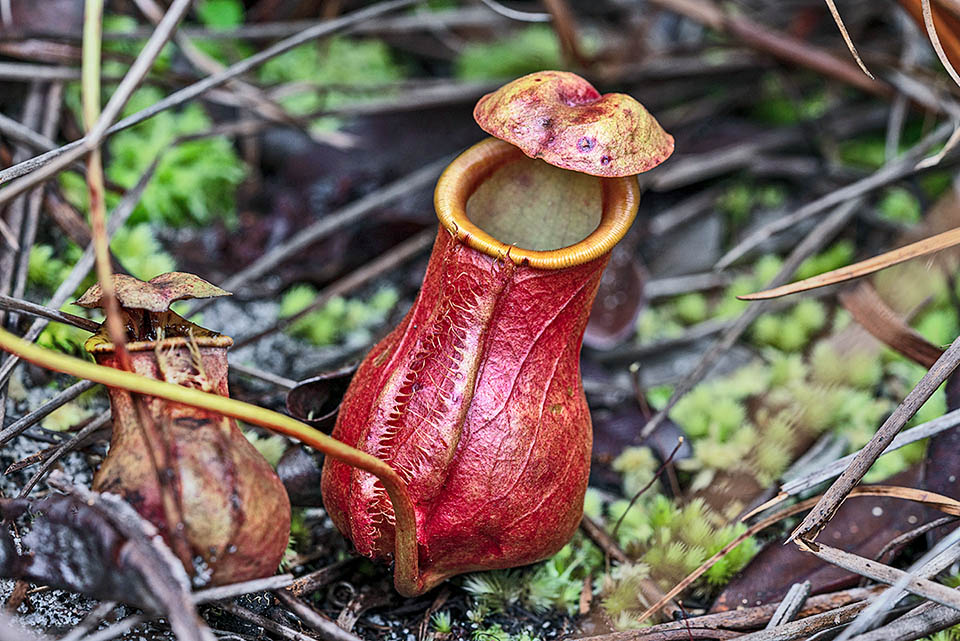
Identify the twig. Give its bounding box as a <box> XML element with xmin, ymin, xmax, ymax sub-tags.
<box><xmin>581</xmin><ymin>587</ymin><xmax>882</xmax><ymax>640</ymax></box>
<box><xmin>78</xmin><ymin>616</ymin><xmax>147</xmax><ymax>641</ymax></box>
<box><xmin>59</xmin><ymin>601</ymin><xmax>118</xmax><ymax>641</ymax></box>
<box><xmin>639</xmin><ymin>197</ymin><xmax>862</xmax><ymax>441</ymax></box>
<box><xmin>873</xmin><ymin>516</ymin><xmax>958</xmax><ymax>562</ymax></box>
<box><xmin>732</xmin><ymin>602</ymin><xmax>872</xmax><ymax>641</ymax></box>
<box><xmin>833</xmin><ymin>521</ymin><xmax>960</xmax><ymax>640</ymax></box>
<box><xmin>644</xmin><ymin>272</ymin><xmax>732</xmax><ymax>300</ymax></box>
<box><xmin>612</xmin><ymin>438</ymin><xmax>684</xmax><ymax>537</ymax></box>
<box><xmin>847</xmin><ymin>601</ymin><xmax>960</xmax><ymax>641</ymax></box>
<box><xmin>0</xmin><ymin>379</ymin><xmax>99</xmax><ymax>445</ymax></box>
<box><xmin>717</xmin><ymin>121</ymin><xmax>954</xmax><ymax>269</ymax></box>
<box><xmin>192</xmin><ymin>575</ymin><xmax>295</xmax><ymax>603</ymax></box>
<box><xmin>274</xmin><ymin>590</ymin><xmax>362</xmax><ymax>641</ymax></box>
<box><xmin>649</xmin><ymin>0</ymin><xmax>890</xmax><ymax>97</ymax></box>
<box><xmin>10</xmin><ymin>82</ymin><xmax>64</xmax><ymax>327</ymax></box>
<box><xmin>766</xmin><ymin>582</ymin><xmax>812</xmax><ymax>629</ymax></box>
<box><xmin>217</xmin><ymin>603</ymin><xmax>328</xmax><ymax>641</ymax></box>
<box><xmin>0</xmin><ymin>0</ymin><xmax>418</xmax><ymax>190</ymax></box>
<box><xmin>228</xmin><ymin>362</ymin><xmax>297</xmax><ymax>390</ymax></box>
<box><xmin>801</xmin><ymin>538</ymin><xmax>960</xmax><ymax>613</ymax></box>
<box><xmin>0</xmin><ymin>0</ymin><xmax>193</xmax><ymax>208</ymax></box>
<box><xmin>790</xmin><ymin>335</ymin><xmax>960</xmax><ymax>542</ymax></box>
<box><xmin>0</xmin><ymin>295</ymin><xmax>100</xmax><ymax>333</ymax></box>
<box><xmin>18</xmin><ymin>410</ymin><xmax>110</xmax><ymax>497</ymax></box>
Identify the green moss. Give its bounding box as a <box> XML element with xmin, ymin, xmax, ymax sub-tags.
<box><xmin>795</xmin><ymin>241</ymin><xmax>855</xmax><ymax>281</ymax></box>
<box><xmin>461</xmin><ymin>537</ymin><xmax>601</xmax><ymax>618</ymax></box>
<box><xmin>455</xmin><ymin>26</ymin><xmax>563</xmax><ymax>80</ymax></box>
<box><xmin>431</xmin><ymin>611</ymin><xmax>453</xmax><ymax>634</ymax></box>
<box><xmin>102</xmin><ymin>87</ymin><xmax>245</xmax><ymax>227</ymax></box>
<box><xmin>111</xmin><ymin>224</ymin><xmax>176</xmax><ymax>280</ymax></box>
<box><xmin>673</xmin><ymin>293</ymin><xmax>709</xmax><ymax>325</ymax></box>
<box><xmin>280</xmin><ymin>284</ymin><xmax>399</xmax><ymax>347</ymax></box>
<box><xmin>612</xmin><ymin>446</ymin><xmax>660</xmax><ymax>499</ymax></box>
<box><xmin>750</xmin><ymin>74</ymin><xmax>828</xmax><ymax>124</ymax></box>
<box><xmin>196</xmin><ymin>0</ymin><xmax>244</xmax><ymax>30</ymax></box>
<box><xmin>601</xmin><ymin>563</ymin><xmax>652</xmax><ymax>630</ymax></box>
<box><xmin>259</xmin><ymin>35</ymin><xmax>404</xmax><ymax>132</ymax></box>
<box><xmin>878</xmin><ymin>187</ymin><xmax>922</xmax><ymax>225</ymax></box>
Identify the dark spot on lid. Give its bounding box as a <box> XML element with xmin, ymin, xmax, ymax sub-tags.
<box><xmin>577</xmin><ymin>137</ymin><xmax>596</xmax><ymax>152</ymax></box>
<box><xmin>600</xmin><ymin>155</ymin><xmax>612</xmax><ymax>165</ymax></box>
<box><xmin>539</xmin><ymin>117</ymin><xmax>553</xmax><ymax>128</ymax></box>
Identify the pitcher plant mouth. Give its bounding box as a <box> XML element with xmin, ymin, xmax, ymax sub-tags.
<box><xmin>435</xmin><ymin>138</ymin><xmax>640</xmax><ymax>270</ymax></box>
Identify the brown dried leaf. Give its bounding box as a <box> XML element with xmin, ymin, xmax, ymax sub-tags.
<box><xmin>76</xmin><ymin>272</ymin><xmax>230</xmax><ymax>312</ymax></box>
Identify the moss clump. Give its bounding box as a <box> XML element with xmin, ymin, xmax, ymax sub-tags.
<box><xmin>279</xmin><ymin>285</ymin><xmax>399</xmax><ymax>347</ymax></box>
<box><xmin>455</xmin><ymin>26</ymin><xmax>564</xmax><ymax>80</ymax></box>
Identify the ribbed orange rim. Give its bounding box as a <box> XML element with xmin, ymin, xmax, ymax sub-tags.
<box><xmin>434</xmin><ymin>138</ymin><xmax>640</xmax><ymax>270</ymax></box>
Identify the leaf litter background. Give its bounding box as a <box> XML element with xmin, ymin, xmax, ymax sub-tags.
<box><xmin>4</xmin><ymin>0</ymin><xmax>960</xmax><ymax>640</ymax></box>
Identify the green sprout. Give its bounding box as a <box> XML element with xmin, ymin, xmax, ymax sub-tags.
<box><xmin>431</xmin><ymin>610</ymin><xmax>453</xmax><ymax>635</ymax></box>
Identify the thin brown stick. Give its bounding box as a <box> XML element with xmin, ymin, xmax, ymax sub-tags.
<box><xmin>17</xmin><ymin>410</ymin><xmax>110</xmax><ymax>496</ymax></box>
<box><xmin>0</xmin><ymin>379</ymin><xmax>99</xmax><ymax>445</ymax></box>
<box><xmin>823</xmin><ymin>0</ymin><xmax>875</xmax><ymax>78</ymax></box>
<box><xmin>274</xmin><ymin>590</ymin><xmax>362</xmax><ymax>641</ymax></box>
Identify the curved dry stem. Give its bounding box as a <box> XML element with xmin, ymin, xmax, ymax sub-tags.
<box><xmin>0</xmin><ymin>327</ymin><xmax>425</xmax><ymax>597</ymax></box>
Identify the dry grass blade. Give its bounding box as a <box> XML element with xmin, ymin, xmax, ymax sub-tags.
<box><xmin>741</xmin><ymin>227</ymin><xmax>960</xmax><ymax>300</ymax></box>
<box><xmin>839</xmin><ymin>283</ymin><xmax>943</xmax><ymax>368</ymax></box>
<box><xmin>823</xmin><ymin>0</ymin><xmax>875</xmax><ymax>78</ymax></box>
<box><xmin>923</xmin><ymin>0</ymin><xmax>960</xmax><ymax>88</ymax></box>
